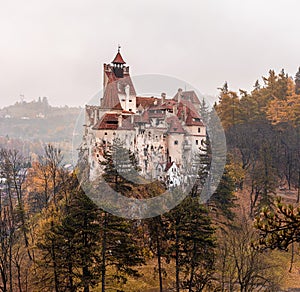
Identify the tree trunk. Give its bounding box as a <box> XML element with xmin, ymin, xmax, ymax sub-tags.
<box><xmin>156</xmin><ymin>226</ymin><xmax>163</xmax><ymax>292</ymax></box>
<box><xmin>51</xmin><ymin>221</ymin><xmax>60</xmax><ymax>292</ymax></box>
<box><xmin>101</xmin><ymin>213</ymin><xmax>108</xmax><ymax>292</ymax></box>
<box><xmin>83</xmin><ymin>266</ymin><xmax>90</xmax><ymax>292</ymax></box>
<box><xmin>188</xmin><ymin>243</ymin><xmax>196</xmax><ymax>292</ymax></box>
<box><xmin>83</xmin><ymin>215</ymin><xmax>89</xmax><ymax>292</ymax></box>
<box><xmin>289</xmin><ymin>242</ymin><xmax>294</xmax><ymax>273</ymax></box>
<box><xmin>9</xmin><ymin>235</ymin><xmax>13</xmax><ymax>292</ymax></box>
<box><xmin>297</xmin><ymin>171</ymin><xmax>300</xmax><ymax>203</ymax></box>
<box><xmin>175</xmin><ymin>222</ymin><xmax>180</xmax><ymax>292</ymax></box>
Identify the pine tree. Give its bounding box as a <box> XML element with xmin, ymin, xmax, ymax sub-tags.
<box><xmin>295</xmin><ymin>67</ymin><xmax>300</xmax><ymax>95</ymax></box>
<box><xmin>254</xmin><ymin>79</ymin><xmax>261</xmax><ymax>91</ymax></box>
<box><xmin>165</xmin><ymin>195</ymin><xmax>216</xmax><ymax>291</ymax></box>
<box><xmin>210</xmin><ymin>164</ymin><xmax>237</xmax><ymax>222</ymax></box>
<box><xmin>100</xmin><ymin>212</ymin><xmax>145</xmax><ymax>291</ymax></box>
<box><xmin>101</xmin><ymin>138</ymin><xmax>140</xmax><ymax>189</ymax></box>
<box><xmin>99</xmin><ymin>137</ymin><xmax>146</xmax><ymax>291</ymax></box>
<box><xmin>255</xmin><ymin>197</ymin><xmax>300</xmax><ymax>250</ymax></box>
<box><xmin>145</xmin><ymin>215</ymin><xmax>168</xmax><ymax>292</ymax></box>
<box><xmin>35</xmin><ymin>176</ymin><xmax>102</xmax><ymax>291</ymax></box>
<box><xmin>215</xmin><ymin>89</ymin><xmax>242</xmax><ymax>130</ymax></box>
<box><xmin>200</xmin><ymin>97</ymin><xmax>209</xmax><ymax>125</ymax></box>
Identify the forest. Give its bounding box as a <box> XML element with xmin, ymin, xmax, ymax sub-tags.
<box><xmin>0</xmin><ymin>68</ymin><xmax>299</xmax><ymax>291</ymax></box>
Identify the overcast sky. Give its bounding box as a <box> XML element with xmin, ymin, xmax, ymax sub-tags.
<box><xmin>1</xmin><ymin>0</ymin><xmax>300</xmax><ymax>108</ymax></box>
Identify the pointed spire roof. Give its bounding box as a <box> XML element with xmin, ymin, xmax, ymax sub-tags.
<box><xmin>112</xmin><ymin>45</ymin><xmax>126</xmax><ymax>64</ymax></box>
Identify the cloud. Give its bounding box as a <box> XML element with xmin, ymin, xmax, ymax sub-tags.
<box><xmin>1</xmin><ymin>0</ymin><xmax>300</xmax><ymax>108</ymax></box>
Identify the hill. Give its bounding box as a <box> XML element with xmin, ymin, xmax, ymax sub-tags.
<box><xmin>0</xmin><ymin>97</ymin><xmax>82</xmax><ymax>162</ymax></box>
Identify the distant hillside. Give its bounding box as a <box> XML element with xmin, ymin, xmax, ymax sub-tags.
<box><xmin>0</xmin><ymin>98</ymin><xmax>83</xmax><ymax>163</ymax></box>
<box><xmin>0</xmin><ymin>97</ymin><xmax>82</xmax><ymax>142</ymax></box>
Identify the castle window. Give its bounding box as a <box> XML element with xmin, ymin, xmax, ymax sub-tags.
<box><xmin>105</xmin><ymin>132</ymin><xmax>107</xmax><ymax>135</ymax></box>
<box><xmin>121</xmin><ymin>99</ymin><xmax>126</xmax><ymax>101</ymax></box>
<box><xmin>198</xmin><ymin>128</ymin><xmax>201</xmax><ymax>133</ymax></box>
<box><xmin>129</xmin><ymin>109</ymin><xmax>132</xmax><ymax>111</ymax></box>
<box><xmin>196</xmin><ymin>140</ymin><xmax>199</xmax><ymax>145</ymax></box>
<box><xmin>129</xmin><ymin>99</ymin><xmax>132</xmax><ymax>102</ymax></box>
<box><xmin>113</xmin><ymin>132</ymin><xmax>116</xmax><ymax>135</ymax></box>
<box><xmin>174</xmin><ymin>140</ymin><xmax>178</xmax><ymax>145</ymax></box>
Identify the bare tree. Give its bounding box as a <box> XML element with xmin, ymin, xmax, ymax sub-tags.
<box><xmin>216</xmin><ymin>213</ymin><xmax>280</xmax><ymax>292</ymax></box>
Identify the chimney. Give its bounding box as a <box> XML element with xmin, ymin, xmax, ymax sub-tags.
<box><xmin>118</xmin><ymin>114</ymin><xmax>122</xmax><ymax>128</ymax></box>
<box><xmin>173</xmin><ymin>104</ymin><xmax>178</xmax><ymax>115</ymax></box>
<box><xmin>161</xmin><ymin>92</ymin><xmax>166</xmax><ymax>104</ymax></box>
<box><xmin>177</xmin><ymin>88</ymin><xmax>183</xmax><ymax>103</ymax></box>
<box><xmin>183</xmin><ymin>104</ymin><xmax>187</xmax><ymax>121</ymax></box>
<box><xmin>94</xmin><ymin>108</ymin><xmax>99</xmax><ymax>123</ymax></box>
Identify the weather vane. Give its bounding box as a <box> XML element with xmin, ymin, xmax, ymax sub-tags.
<box><xmin>118</xmin><ymin>44</ymin><xmax>121</xmax><ymax>53</ymax></box>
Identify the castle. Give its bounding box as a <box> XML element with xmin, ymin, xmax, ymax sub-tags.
<box><xmin>81</xmin><ymin>49</ymin><xmax>206</xmax><ymax>187</ymax></box>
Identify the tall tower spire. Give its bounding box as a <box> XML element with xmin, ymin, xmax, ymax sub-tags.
<box><xmin>112</xmin><ymin>46</ymin><xmax>126</xmax><ymax>65</ymax></box>
<box><xmin>111</xmin><ymin>46</ymin><xmax>126</xmax><ymax>78</ymax></box>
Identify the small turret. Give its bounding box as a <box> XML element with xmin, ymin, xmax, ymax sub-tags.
<box><xmin>112</xmin><ymin>45</ymin><xmax>126</xmax><ymax>78</ymax></box>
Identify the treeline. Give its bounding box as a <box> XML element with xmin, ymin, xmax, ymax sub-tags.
<box><xmin>215</xmin><ymin>68</ymin><xmax>300</xmax><ymax>281</ymax></box>
<box><xmin>215</xmin><ymin>68</ymin><xmax>300</xmax><ymax>216</ymax></box>
<box><xmin>0</xmin><ymin>97</ymin><xmax>81</xmax><ymax>119</ymax></box>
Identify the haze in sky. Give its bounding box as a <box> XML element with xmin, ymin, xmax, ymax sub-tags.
<box><xmin>1</xmin><ymin>0</ymin><xmax>300</xmax><ymax>108</ymax></box>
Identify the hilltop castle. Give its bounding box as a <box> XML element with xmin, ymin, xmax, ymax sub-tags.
<box><xmin>81</xmin><ymin>49</ymin><xmax>206</xmax><ymax>186</ymax></box>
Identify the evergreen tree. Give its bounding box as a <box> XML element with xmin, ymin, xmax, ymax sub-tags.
<box><xmin>101</xmin><ymin>138</ymin><xmax>140</xmax><ymax>189</ymax></box>
<box><xmin>35</xmin><ymin>176</ymin><xmax>102</xmax><ymax>292</ymax></box>
<box><xmin>99</xmin><ymin>138</ymin><xmax>146</xmax><ymax>291</ymax></box>
<box><xmin>210</xmin><ymin>164</ymin><xmax>237</xmax><ymax>222</ymax></box>
<box><xmin>295</xmin><ymin>67</ymin><xmax>300</xmax><ymax>95</ymax></box>
<box><xmin>200</xmin><ymin>97</ymin><xmax>209</xmax><ymax>124</ymax></box>
<box><xmin>254</xmin><ymin>79</ymin><xmax>261</xmax><ymax>91</ymax></box>
<box><xmin>145</xmin><ymin>215</ymin><xmax>168</xmax><ymax>292</ymax></box>
<box><xmin>215</xmin><ymin>89</ymin><xmax>242</xmax><ymax>130</ymax></box>
<box><xmin>165</xmin><ymin>195</ymin><xmax>216</xmax><ymax>291</ymax></box>
<box><xmin>100</xmin><ymin>212</ymin><xmax>145</xmax><ymax>291</ymax></box>
<box><xmin>255</xmin><ymin>197</ymin><xmax>300</xmax><ymax>250</ymax></box>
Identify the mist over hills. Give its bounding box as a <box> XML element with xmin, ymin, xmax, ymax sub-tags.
<box><xmin>0</xmin><ymin>97</ymin><xmax>82</xmax><ymax>162</ymax></box>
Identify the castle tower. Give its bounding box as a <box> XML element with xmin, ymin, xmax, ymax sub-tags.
<box><xmin>101</xmin><ymin>47</ymin><xmax>136</xmax><ymax>113</ymax></box>
<box><xmin>111</xmin><ymin>46</ymin><xmax>126</xmax><ymax>78</ymax></box>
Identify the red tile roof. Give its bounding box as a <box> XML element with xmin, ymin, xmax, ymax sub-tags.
<box><xmin>165</xmin><ymin>161</ymin><xmax>179</xmax><ymax>172</ymax></box>
<box><xmin>101</xmin><ymin>76</ymin><xmax>136</xmax><ymax>110</ymax></box>
<box><xmin>165</xmin><ymin>161</ymin><xmax>173</xmax><ymax>172</ymax></box>
<box><xmin>173</xmin><ymin>90</ymin><xmax>200</xmax><ymax>104</ymax></box>
<box><xmin>175</xmin><ymin>100</ymin><xmax>204</xmax><ymax>126</ymax></box>
<box><xmin>93</xmin><ymin>113</ymin><xmax>134</xmax><ymax>130</ymax></box>
<box><xmin>134</xmin><ymin>110</ymin><xmax>149</xmax><ymax>123</ymax></box>
<box><xmin>136</xmin><ymin>96</ymin><xmax>159</xmax><ymax>109</ymax></box>
<box><xmin>166</xmin><ymin>116</ymin><xmax>186</xmax><ymax>134</ymax></box>
<box><xmin>93</xmin><ymin>113</ymin><xmax>118</xmax><ymax>130</ymax></box>
<box><xmin>185</xmin><ymin>109</ymin><xmax>204</xmax><ymax>126</ymax></box>
<box><xmin>112</xmin><ymin>52</ymin><xmax>126</xmax><ymax>64</ymax></box>
<box><xmin>101</xmin><ymin>82</ymin><xmax>122</xmax><ymax>110</ymax></box>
